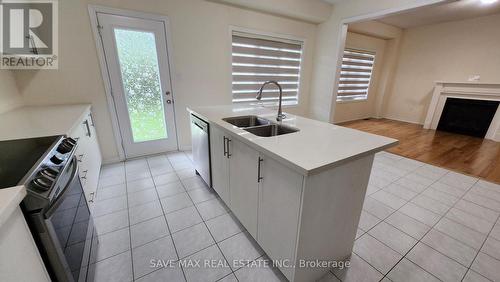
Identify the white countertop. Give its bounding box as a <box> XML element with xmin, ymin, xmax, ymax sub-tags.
<box><xmin>0</xmin><ymin>104</ymin><xmax>91</xmax><ymax>141</ymax></box>
<box><xmin>0</xmin><ymin>186</ymin><xmax>26</xmax><ymax>228</ymax></box>
<box><xmin>188</xmin><ymin>105</ymin><xmax>398</xmax><ymax>175</ymax></box>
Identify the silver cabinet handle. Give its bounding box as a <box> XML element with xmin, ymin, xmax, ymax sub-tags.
<box><xmin>89</xmin><ymin>192</ymin><xmax>95</xmax><ymax>203</ymax></box>
<box><xmin>166</xmin><ymin>99</ymin><xmax>172</xmax><ymax>104</ymax></box>
<box><xmin>226</xmin><ymin>138</ymin><xmax>232</xmax><ymax>158</ymax></box>
<box><xmin>83</xmin><ymin>120</ymin><xmax>91</xmax><ymax>137</ymax></box>
<box><xmin>257</xmin><ymin>157</ymin><xmax>263</xmax><ymax>182</ymax></box>
<box><xmin>77</xmin><ymin>154</ymin><xmax>84</xmax><ymax>162</ymax></box>
<box><xmin>88</xmin><ymin>112</ymin><xmax>95</xmax><ymax>127</ymax></box>
<box><xmin>223</xmin><ymin>136</ymin><xmax>228</xmax><ymax>157</ymax></box>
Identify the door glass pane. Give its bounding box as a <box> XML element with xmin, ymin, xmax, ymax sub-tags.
<box><xmin>114</xmin><ymin>29</ymin><xmax>168</xmax><ymax>142</ymax></box>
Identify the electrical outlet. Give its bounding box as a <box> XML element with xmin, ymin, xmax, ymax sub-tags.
<box><xmin>468</xmin><ymin>75</ymin><xmax>481</xmax><ymax>82</ymax></box>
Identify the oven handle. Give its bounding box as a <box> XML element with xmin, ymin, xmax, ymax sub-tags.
<box><xmin>44</xmin><ymin>156</ymin><xmax>79</xmax><ymax>218</ymax></box>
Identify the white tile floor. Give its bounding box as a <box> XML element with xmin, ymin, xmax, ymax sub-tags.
<box><xmin>91</xmin><ymin>150</ymin><xmax>500</xmax><ymax>282</ymax></box>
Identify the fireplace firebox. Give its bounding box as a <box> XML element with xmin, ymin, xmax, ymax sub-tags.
<box><xmin>437</xmin><ymin>98</ymin><xmax>499</xmax><ymax>138</ymax></box>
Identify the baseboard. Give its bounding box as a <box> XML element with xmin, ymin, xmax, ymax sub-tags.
<box><xmin>493</xmin><ymin>132</ymin><xmax>500</xmax><ymax>142</ymax></box>
<box><xmin>102</xmin><ymin>157</ymin><xmax>124</xmax><ymax>165</ymax></box>
<box><xmin>334</xmin><ymin>116</ymin><xmax>376</xmax><ymax>124</ymax></box>
<box><xmin>382</xmin><ymin>115</ymin><xmax>423</xmax><ymax>125</ymax></box>
<box><xmin>178</xmin><ymin>145</ymin><xmax>192</xmax><ymax>151</ymax></box>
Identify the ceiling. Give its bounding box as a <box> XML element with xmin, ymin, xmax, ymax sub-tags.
<box><xmin>377</xmin><ymin>0</ymin><xmax>500</xmax><ymax>29</ymax></box>
<box><xmin>321</xmin><ymin>0</ymin><xmax>349</xmax><ymax>3</ymax></box>
<box><xmin>208</xmin><ymin>0</ymin><xmax>333</xmax><ymax>23</ymax></box>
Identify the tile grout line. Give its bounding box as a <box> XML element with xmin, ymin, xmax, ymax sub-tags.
<box><xmin>371</xmin><ymin>165</ymin><xmax>451</xmax><ymax>281</ymax></box>
<box><xmin>145</xmin><ymin>154</ymin><xmax>189</xmax><ymax>282</ymax></box>
<box><xmin>403</xmin><ymin>172</ymin><xmax>500</xmax><ymax>280</ymax></box>
<box><xmin>360</xmin><ymin>166</ymin><xmax>446</xmax><ymax>281</ymax></box>
<box><xmin>96</xmin><ymin>153</ymin><xmax>248</xmax><ymax>281</ymax></box>
<box><xmin>177</xmin><ymin>153</ymin><xmax>242</xmax><ymax>282</ymax></box>
<box><xmin>338</xmin><ymin>155</ymin><xmax>472</xmax><ymax>281</ymax></box>
<box><xmin>332</xmin><ymin>156</ymin><xmax>427</xmax><ymax>280</ymax></box>
<box><xmin>462</xmin><ymin>214</ymin><xmax>500</xmax><ymax>282</ymax></box>
<box><xmin>102</xmin><ymin>152</ymin><xmax>500</xmax><ymax>281</ymax></box>
<box><xmin>123</xmin><ymin>162</ymin><xmax>136</xmax><ymax>281</ymax></box>
<box><xmin>379</xmin><ymin>173</ymin><xmax>480</xmax><ymax>282</ymax></box>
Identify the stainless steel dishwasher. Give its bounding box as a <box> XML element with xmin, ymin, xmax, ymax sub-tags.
<box><xmin>191</xmin><ymin>114</ymin><xmax>211</xmax><ymax>186</ymax></box>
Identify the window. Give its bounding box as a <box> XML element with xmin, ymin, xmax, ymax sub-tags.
<box><xmin>336</xmin><ymin>48</ymin><xmax>375</xmax><ymax>102</ymax></box>
<box><xmin>231</xmin><ymin>31</ymin><xmax>303</xmax><ymax>105</ymax></box>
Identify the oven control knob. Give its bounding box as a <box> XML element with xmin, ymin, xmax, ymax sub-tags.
<box><xmin>32</xmin><ymin>177</ymin><xmax>53</xmax><ymax>191</ymax></box>
<box><xmin>39</xmin><ymin>167</ymin><xmax>59</xmax><ymax>179</ymax></box>
<box><xmin>57</xmin><ymin>138</ymin><xmax>77</xmax><ymax>154</ymax></box>
<box><xmin>50</xmin><ymin>155</ymin><xmax>64</xmax><ymax>165</ymax></box>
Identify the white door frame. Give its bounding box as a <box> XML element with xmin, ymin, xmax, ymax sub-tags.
<box><xmin>88</xmin><ymin>5</ymin><xmax>179</xmax><ymax>162</ymax></box>
<box><xmin>328</xmin><ymin>0</ymin><xmax>455</xmax><ymax>123</ymax></box>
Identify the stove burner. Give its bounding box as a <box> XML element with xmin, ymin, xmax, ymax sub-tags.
<box><xmin>39</xmin><ymin>167</ymin><xmax>59</xmax><ymax>179</ymax></box>
<box><xmin>32</xmin><ymin>176</ymin><xmax>53</xmax><ymax>191</ymax></box>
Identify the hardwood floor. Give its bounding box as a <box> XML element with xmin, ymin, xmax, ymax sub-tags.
<box><xmin>341</xmin><ymin>118</ymin><xmax>500</xmax><ymax>184</ymax></box>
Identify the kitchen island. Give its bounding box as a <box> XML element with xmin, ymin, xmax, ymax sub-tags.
<box><xmin>188</xmin><ymin>105</ymin><xmax>397</xmax><ymax>282</ymax></box>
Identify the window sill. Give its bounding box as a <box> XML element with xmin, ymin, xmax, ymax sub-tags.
<box><xmin>233</xmin><ymin>101</ymin><xmax>299</xmax><ymax>109</ymax></box>
<box><xmin>336</xmin><ymin>98</ymin><xmax>368</xmax><ymax>104</ymax></box>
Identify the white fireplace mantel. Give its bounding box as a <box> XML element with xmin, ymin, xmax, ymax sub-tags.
<box><xmin>423</xmin><ymin>81</ymin><xmax>500</xmax><ymax>142</ymax></box>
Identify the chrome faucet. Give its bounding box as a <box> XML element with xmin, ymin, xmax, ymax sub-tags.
<box><xmin>256</xmin><ymin>81</ymin><xmax>286</xmax><ymax>122</ymax></box>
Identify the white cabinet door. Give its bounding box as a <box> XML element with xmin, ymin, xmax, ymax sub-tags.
<box><xmin>83</xmin><ymin>112</ymin><xmax>102</xmax><ymax>204</ymax></box>
<box><xmin>258</xmin><ymin>156</ymin><xmax>303</xmax><ymax>280</ymax></box>
<box><xmin>209</xmin><ymin>125</ymin><xmax>230</xmax><ymax>205</ymax></box>
<box><xmin>228</xmin><ymin>137</ymin><xmax>260</xmax><ymax>238</ymax></box>
<box><xmin>69</xmin><ymin>110</ymin><xmax>101</xmax><ymax>205</ymax></box>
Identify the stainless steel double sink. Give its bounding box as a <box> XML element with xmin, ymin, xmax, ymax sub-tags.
<box><xmin>222</xmin><ymin>115</ymin><xmax>299</xmax><ymax>137</ymax></box>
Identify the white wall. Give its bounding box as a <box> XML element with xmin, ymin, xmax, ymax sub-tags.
<box><xmin>308</xmin><ymin>0</ymin><xmax>446</xmax><ymax>122</ymax></box>
<box><xmin>0</xmin><ymin>71</ymin><xmax>23</xmax><ymax>114</ymax></box>
<box><xmin>14</xmin><ymin>0</ymin><xmax>317</xmax><ymax>162</ymax></box>
<box><xmin>333</xmin><ymin>32</ymin><xmax>387</xmax><ymax>123</ymax></box>
<box><xmin>382</xmin><ymin>13</ymin><xmax>500</xmax><ymax>124</ymax></box>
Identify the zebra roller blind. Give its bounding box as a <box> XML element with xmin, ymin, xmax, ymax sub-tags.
<box><xmin>337</xmin><ymin>48</ymin><xmax>375</xmax><ymax>101</ymax></box>
<box><xmin>231</xmin><ymin>32</ymin><xmax>303</xmax><ymax>104</ymax></box>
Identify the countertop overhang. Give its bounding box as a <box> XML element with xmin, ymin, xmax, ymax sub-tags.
<box><xmin>0</xmin><ymin>186</ymin><xmax>26</xmax><ymax>228</ymax></box>
<box><xmin>188</xmin><ymin>105</ymin><xmax>398</xmax><ymax>175</ymax></box>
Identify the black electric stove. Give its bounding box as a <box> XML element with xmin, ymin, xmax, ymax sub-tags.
<box><xmin>0</xmin><ymin>135</ymin><xmax>98</xmax><ymax>282</ymax></box>
<box><xmin>0</xmin><ymin>135</ymin><xmax>60</xmax><ymax>189</ymax></box>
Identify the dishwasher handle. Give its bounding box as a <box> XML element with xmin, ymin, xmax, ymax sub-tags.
<box><xmin>191</xmin><ymin>115</ymin><xmax>208</xmax><ymax>133</ymax></box>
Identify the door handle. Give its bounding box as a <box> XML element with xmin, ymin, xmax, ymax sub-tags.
<box><xmin>226</xmin><ymin>138</ymin><xmax>232</xmax><ymax>158</ymax></box>
<box><xmin>257</xmin><ymin>157</ymin><xmax>263</xmax><ymax>182</ymax></box>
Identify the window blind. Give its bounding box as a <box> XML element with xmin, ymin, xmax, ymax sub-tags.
<box><xmin>337</xmin><ymin>48</ymin><xmax>375</xmax><ymax>101</ymax></box>
<box><xmin>231</xmin><ymin>32</ymin><xmax>303</xmax><ymax>104</ymax></box>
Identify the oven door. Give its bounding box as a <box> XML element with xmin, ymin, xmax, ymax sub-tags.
<box><xmin>34</xmin><ymin>157</ymin><xmax>96</xmax><ymax>281</ymax></box>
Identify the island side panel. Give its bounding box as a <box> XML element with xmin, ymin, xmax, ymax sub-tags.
<box><xmin>292</xmin><ymin>154</ymin><xmax>374</xmax><ymax>282</ymax></box>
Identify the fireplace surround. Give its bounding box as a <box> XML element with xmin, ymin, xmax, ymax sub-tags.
<box><xmin>424</xmin><ymin>82</ymin><xmax>500</xmax><ymax>141</ymax></box>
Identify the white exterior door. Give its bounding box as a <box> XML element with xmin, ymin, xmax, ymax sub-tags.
<box><xmin>97</xmin><ymin>13</ymin><xmax>177</xmax><ymax>158</ymax></box>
